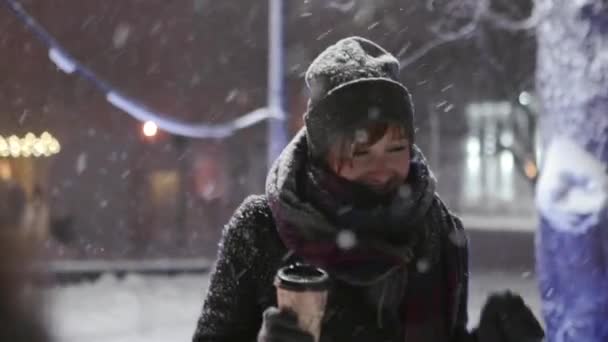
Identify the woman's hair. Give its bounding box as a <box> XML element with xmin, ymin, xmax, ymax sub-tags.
<box><xmin>0</xmin><ymin>180</ymin><xmax>49</xmax><ymax>342</ymax></box>
<box><xmin>331</xmin><ymin>122</ymin><xmax>408</xmax><ymax>172</ymax></box>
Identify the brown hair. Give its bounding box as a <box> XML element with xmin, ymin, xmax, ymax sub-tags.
<box><xmin>331</xmin><ymin>122</ymin><xmax>409</xmax><ymax>172</ymax></box>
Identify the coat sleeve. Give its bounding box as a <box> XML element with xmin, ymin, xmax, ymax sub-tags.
<box><xmin>447</xmin><ymin>214</ymin><xmax>476</xmax><ymax>342</ymax></box>
<box><xmin>192</xmin><ymin>198</ymin><xmax>264</xmax><ymax>342</ymax></box>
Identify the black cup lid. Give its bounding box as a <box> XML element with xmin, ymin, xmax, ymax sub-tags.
<box><xmin>275</xmin><ymin>264</ymin><xmax>330</xmax><ymax>292</ymax></box>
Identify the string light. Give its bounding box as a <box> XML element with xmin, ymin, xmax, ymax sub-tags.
<box><xmin>0</xmin><ymin>132</ymin><xmax>61</xmax><ymax>158</ymax></box>
<box><xmin>5</xmin><ymin>0</ymin><xmax>278</xmax><ymax>139</ymax></box>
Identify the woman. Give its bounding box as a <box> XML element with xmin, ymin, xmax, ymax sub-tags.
<box><xmin>192</xmin><ymin>37</ymin><xmax>543</xmax><ymax>342</ymax></box>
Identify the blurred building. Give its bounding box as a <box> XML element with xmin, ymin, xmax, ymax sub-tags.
<box><xmin>0</xmin><ymin>0</ymin><xmax>536</xmax><ymax>260</ymax></box>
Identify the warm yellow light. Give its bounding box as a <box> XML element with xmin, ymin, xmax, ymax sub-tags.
<box><xmin>0</xmin><ymin>136</ymin><xmax>8</xmax><ymax>157</ymax></box>
<box><xmin>33</xmin><ymin>140</ymin><xmax>46</xmax><ymax>157</ymax></box>
<box><xmin>143</xmin><ymin>121</ymin><xmax>158</xmax><ymax>137</ymax></box>
<box><xmin>0</xmin><ymin>161</ymin><xmax>11</xmax><ymax>180</ymax></box>
<box><xmin>8</xmin><ymin>136</ymin><xmax>20</xmax><ymax>157</ymax></box>
<box><xmin>24</xmin><ymin>132</ymin><xmax>36</xmax><ymax>143</ymax></box>
<box><xmin>48</xmin><ymin>139</ymin><xmax>61</xmax><ymax>154</ymax></box>
<box><xmin>8</xmin><ymin>135</ymin><xmax>19</xmax><ymax>147</ymax></box>
<box><xmin>0</xmin><ymin>132</ymin><xmax>61</xmax><ymax>158</ymax></box>
<box><xmin>41</xmin><ymin>131</ymin><xmax>52</xmax><ymax>141</ymax></box>
<box><xmin>20</xmin><ymin>147</ymin><xmax>31</xmax><ymax>158</ymax></box>
<box><xmin>0</xmin><ymin>136</ymin><xmax>7</xmax><ymax>151</ymax></box>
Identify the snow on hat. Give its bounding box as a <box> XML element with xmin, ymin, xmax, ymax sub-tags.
<box><xmin>303</xmin><ymin>36</ymin><xmax>415</xmax><ymax>158</ymax></box>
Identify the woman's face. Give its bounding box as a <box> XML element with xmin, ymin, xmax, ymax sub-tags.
<box><xmin>327</xmin><ymin>126</ymin><xmax>410</xmax><ymax>191</ymax></box>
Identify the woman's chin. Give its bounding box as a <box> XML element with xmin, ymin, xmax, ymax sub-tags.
<box><xmin>361</xmin><ymin>181</ymin><xmax>399</xmax><ymax>195</ymax></box>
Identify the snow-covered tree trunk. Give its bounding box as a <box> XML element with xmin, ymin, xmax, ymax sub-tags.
<box><xmin>535</xmin><ymin>0</ymin><xmax>608</xmax><ymax>340</ymax></box>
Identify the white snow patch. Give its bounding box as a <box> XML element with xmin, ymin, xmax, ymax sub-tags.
<box><xmin>536</xmin><ymin>137</ymin><xmax>607</xmax><ymax>233</ymax></box>
<box><xmin>46</xmin><ymin>274</ymin><xmax>208</xmax><ymax>342</ymax></box>
<box><xmin>43</xmin><ymin>271</ymin><xmax>541</xmax><ymax>340</ymax></box>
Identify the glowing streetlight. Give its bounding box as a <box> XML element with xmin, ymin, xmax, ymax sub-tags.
<box><xmin>143</xmin><ymin>121</ymin><xmax>158</xmax><ymax>137</ymax></box>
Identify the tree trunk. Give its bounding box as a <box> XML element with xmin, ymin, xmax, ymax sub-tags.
<box><xmin>535</xmin><ymin>1</ymin><xmax>608</xmax><ymax>340</ymax></box>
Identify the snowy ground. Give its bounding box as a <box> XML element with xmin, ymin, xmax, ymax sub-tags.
<box><xmin>45</xmin><ymin>271</ymin><xmax>542</xmax><ymax>342</ymax></box>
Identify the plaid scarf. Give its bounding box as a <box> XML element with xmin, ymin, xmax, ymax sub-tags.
<box><xmin>266</xmin><ymin>128</ymin><xmax>467</xmax><ymax>341</ymax></box>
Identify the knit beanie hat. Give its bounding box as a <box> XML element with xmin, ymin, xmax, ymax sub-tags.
<box><xmin>303</xmin><ymin>36</ymin><xmax>415</xmax><ymax>158</ymax></box>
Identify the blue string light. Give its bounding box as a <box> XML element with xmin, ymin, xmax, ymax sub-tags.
<box><xmin>3</xmin><ymin>0</ymin><xmax>283</xmax><ymax>139</ymax></box>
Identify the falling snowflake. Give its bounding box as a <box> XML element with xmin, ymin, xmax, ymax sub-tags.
<box><xmin>355</xmin><ymin>129</ymin><xmax>369</xmax><ymax>143</ymax></box>
<box><xmin>398</xmin><ymin>184</ymin><xmax>412</xmax><ymax>198</ymax></box>
<box><xmin>149</xmin><ymin>21</ymin><xmax>163</xmax><ymax>35</ymax></box>
<box><xmin>448</xmin><ymin>229</ymin><xmax>467</xmax><ymax>247</ymax></box>
<box><xmin>337</xmin><ymin>206</ymin><xmax>352</xmax><ymax>216</ymax></box>
<box><xmin>76</xmin><ymin>153</ymin><xmax>87</xmax><ymax>175</ymax></box>
<box><xmin>368</xmin><ymin>106</ymin><xmax>381</xmax><ymax>120</ymax></box>
<box><xmin>19</xmin><ymin>110</ymin><xmax>28</xmax><ymax>125</ymax></box>
<box><xmin>441</xmin><ymin>84</ymin><xmax>454</xmax><ymax>92</ymax></box>
<box><xmin>113</xmin><ymin>23</ymin><xmax>131</xmax><ymax>49</ymax></box>
<box><xmin>416</xmin><ymin>258</ymin><xmax>430</xmax><ymax>273</ymax></box>
<box><xmin>336</xmin><ymin>230</ymin><xmax>357</xmax><ymax>250</ymax></box>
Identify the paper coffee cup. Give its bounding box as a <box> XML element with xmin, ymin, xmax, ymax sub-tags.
<box><xmin>274</xmin><ymin>264</ymin><xmax>330</xmax><ymax>342</ymax></box>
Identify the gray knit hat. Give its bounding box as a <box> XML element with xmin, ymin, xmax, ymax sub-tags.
<box><xmin>303</xmin><ymin>36</ymin><xmax>415</xmax><ymax>158</ymax></box>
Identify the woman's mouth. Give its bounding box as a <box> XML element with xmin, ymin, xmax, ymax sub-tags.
<box><xmin>361</xmin><ymin>173</ymin><xmax>393</xmax><ymax>186</ymax></box>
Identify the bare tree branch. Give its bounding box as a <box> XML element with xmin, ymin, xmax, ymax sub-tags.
<box><xmin>399</xmin><ymin>0</ymin><xmax>551</xmax><ymax>69</ymax></box>
<box><xmin>400</xmin><ymin>0</ymin><xmax>488</xmax><ymax>67</ymax></box>
<box><xmin>483</xmin><ymin>0</ymin><xmax>553</xmax><ymax>31</ymax></box>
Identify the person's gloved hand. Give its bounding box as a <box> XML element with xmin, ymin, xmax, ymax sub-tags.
<box><xmin>257</xmin><ymin>307</ymin><xmax>315</xmax><ymax>342</ymax></box>
<box><xmin>477</xmin><ymin>291</ymin><xmax>544</xmax><ymax>342</ymax></box>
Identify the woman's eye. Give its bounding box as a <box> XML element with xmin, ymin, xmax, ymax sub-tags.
<box><xmin>387</xmin><ymin>146</ymin><xmax>407</xmax><ymax>153</ymax></box>
<box><xmin>353</xmin><ymin>149</ymin><xmax>369</xmax><ymax>157</ymax></box>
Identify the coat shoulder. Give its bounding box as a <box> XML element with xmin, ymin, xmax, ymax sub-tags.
<box><xmin>221</xmin><ymin>194</ymin><xmax>285</xmax><ymax>262</ymax></box>
<box><xmin>432</xmin><ymin>193</ymin><xmax>464</xmax><ymax>229</ymax></box>
<box><xmin>226</xmin><ymin>194</ymin><xmax>275</xmax><ymax>237</ymax></box>
<box><xmin>231</xmin><ymin>194</ymin><xmax>273</xmax><ymax>223</ymax></box>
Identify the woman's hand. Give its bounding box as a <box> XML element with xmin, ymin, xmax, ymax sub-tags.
<box><xmin>477</xmin><ymin>291</ymin><xmax>544</xmax><ymax>342</ymax></box>
<box><xmin>257</xmin><ymin>307</ymin><xmax>315</xmax><ymax>342</ymax></box>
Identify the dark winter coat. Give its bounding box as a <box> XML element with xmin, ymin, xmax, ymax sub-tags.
<box><xmin>192</xmin><ymin>129</ymin><xmax>471</xmax><ymax>342</ymax></box>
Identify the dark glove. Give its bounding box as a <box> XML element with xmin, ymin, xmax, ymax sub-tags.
<box><xmin>257</xmin><ymin>307</ymin><xmax>314</xmax><ymax>342</ymax></box>
<box><xmin>477</xmin><ymin>291</ymin><xmax>544</xmax><ymax>342</ymax></box>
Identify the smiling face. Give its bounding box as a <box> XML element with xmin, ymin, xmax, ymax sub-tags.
<box><xmin>327</xmin><ymin>123</ymin><xmax>410</xmax><ymax>192</ymax></box>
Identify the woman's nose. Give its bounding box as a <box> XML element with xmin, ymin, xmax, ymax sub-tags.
<box><xmin>369</xmin><ymin>151</ymin><xmax>389</xmax><ymax>169</ymax></box>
